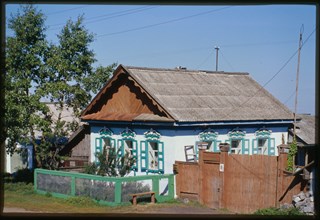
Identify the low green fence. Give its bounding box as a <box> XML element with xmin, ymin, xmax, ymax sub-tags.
<box><xmin>34</xmin><ymin>168</ymin><xmax>174</xmax><ymax>206</ymax></box>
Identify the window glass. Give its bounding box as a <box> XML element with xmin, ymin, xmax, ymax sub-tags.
<box><xmin>258</xmin><ymin>139</ymin><xmax>267</xmax><ymax>148</ymax></box>
<box><xmin>124</xmin><ymin>140</ymin><xmax>133</xmax><ymax>155</ymax></box>
<box><xmin>231</xmin><ymin>140</ymin><xmax>240</xmax><ymax>148</ymax></box>
<box><xmin>148</xmin><ymin>142</ymin><xmax>158</xmax><ymax>170</ymax></box>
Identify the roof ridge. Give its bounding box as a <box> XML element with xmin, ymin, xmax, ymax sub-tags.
<box><xmin>123</xmin><ymin>65</ymin><xmax>249</xmax><ymax>75</ymax></box>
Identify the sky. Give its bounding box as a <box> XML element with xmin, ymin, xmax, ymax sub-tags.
<box><xmin>5</xmin><ymin>3</ymin><xmax>317</xmax><ymax>115</ymax></box>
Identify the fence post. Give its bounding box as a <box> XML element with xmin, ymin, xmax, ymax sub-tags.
<box><xmin>71</xmin><ymin>176</ymin><xmax>76</xmax><ymax>196</ymax></box>
<box><xmin>114</xmin><ymin>180</ymin><xmax>122</xmax><ymax>204</ymax></box>
<box><xmin>34</xmin><ymin>168</ymin><xmax>38</xmax><ymax>192</ymax></box>
<box><xmin>198</xmin><ymin>149</ymin><xmax>205</xmax><ymax>204</ymax></box>
<box><xmin>168</xmin><ymin>174</ymin><xmax>175</xmax><ymax>199</ymax></box>
<box><xmin>152</xmin><ymin>175</ymin><xmax>159</xmax><ymax>199</ymax></box>
<box><xmin>219</xmin><ymin>148</ymin><xmax>228</xmax><ymax>209</ymax></box>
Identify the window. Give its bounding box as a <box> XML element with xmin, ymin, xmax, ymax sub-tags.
<box><xmin>119</xmin><ymin>128</ymin><xmax>138</xmax><ymax>171</ymax></box>
<box><xmin>253</xmin><ymin>128</ymin><xmax>275</xmax><ymax>155</ymax></box>
<box><xmin>227</xmin><ymin>129</ymin><xmax>249</xmax><ymax>154</ymax></box>
<box><xmin>95</xmin><ymin>136</ymin><xmax>116</xmax><ymax>163</ymax></box>
<box><xmin>148</xmin><ymin>142</ymin><xmax>159</xmax><ymax>170</ymax></box>
<box><xmin>124</xmin><ymin>140</ymin><xmax>133</xmax><ymax>155</ymax></box>
<box><xmin>258</xmin><ymin>138</ymin><xmax>267</xmax><ymax>154</ymax></box>
<box><xmin>141</xmin><ymin>129</ymin><xmax>164</xmax><ymax>174</ymax></box>
<box><xmin>231</xmin><ymin>139</ymin><xmax>241</xmax><ymax>154</ymax></box>
<box><xmin>103</xmin><ymin>138</ymin><xmax>112</xmax><ymax>148</ymax></box>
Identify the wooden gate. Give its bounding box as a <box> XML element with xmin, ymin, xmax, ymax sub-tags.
<box><xmin>199</xmin><ymin>151</ymin><xmax>220</xmax><ymax>209</ymax></box>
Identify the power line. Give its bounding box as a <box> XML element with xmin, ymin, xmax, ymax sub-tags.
<box><xmin>97</xmin><ymin>6</ymin><xmax>232</xmax><ymax>38</ymax></box>
<box><xmin>46</xmin><ymin>6</ymin><xmax>88</xmax><ymax>15</ymax></box>
<box><xmin>195</xmin><ymin>50</ymin><xmax>214</xmax><ymax>70</ymax></box>
<box><xmin>220</xmin><ymin>27</ymin><xmax>316</xmax><ymax>120</ymax></box>
<box><xmin>219</xmin><ymin>49</ymin><xmax>235</xmax><ymax>71</ymax></box>
<box><xmin>284</xmin><ymin>90</ymin><xmax>296</xmax><ymax>105</ymax></box>
<box><xmin>47</xmin><ymin>6</ymin><xmax>157</xmax><ymax>30</ymax></box>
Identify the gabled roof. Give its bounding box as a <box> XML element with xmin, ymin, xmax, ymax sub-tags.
<box><xmin>81</xmin><ymin>64</ymin><xmax>293</xmax><ymax>123</ymax></box>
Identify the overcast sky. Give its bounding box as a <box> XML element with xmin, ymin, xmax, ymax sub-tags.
<box><xmin>5</xmin><ymin>3</ymin><xmax>317</xmax><ymax>115</ymax></box>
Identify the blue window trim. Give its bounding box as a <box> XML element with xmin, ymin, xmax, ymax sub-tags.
<box><xmin>195</xmin><ymin>140</ymin><xmax>221</xmax><ymax>160</ymax></box>
<box><xmin>140</xmin><ymin>140</ymin><xmax>164</xmax><ymax>174</ymax></box>
<box><xmin>225</xmin><ymin>138</ymin><xmax>249</xmax><ymax>154</ymax></box>
<box><xmin>252</xmin><ymin>129</ymin><xmax>275</xmax><ymax>155</ymax></box>
<box><xmin>117</xmin><ymin>138</ymin><xmax>138</xmax><ymax>171</ymax></box>
<box><xmin>94</xmin><ymin>136</ymin><xmax>116</xmax><ymax>163</ymax></box>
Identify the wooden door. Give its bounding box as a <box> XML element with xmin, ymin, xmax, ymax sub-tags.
<box><xmin>201</xmin><ymin>162</ymin><xmax>220</xmax><ymax>209</ymax></box>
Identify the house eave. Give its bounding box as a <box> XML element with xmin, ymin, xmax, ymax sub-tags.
<box><xmin>82</xmin><ymin>118</ymin><xmax>293</xmax><ymax>127</ymax></box>
<box><xmin>173</xmin><ymin>119</ymin><xmax>294</xmax><ymax>127</ymax></box>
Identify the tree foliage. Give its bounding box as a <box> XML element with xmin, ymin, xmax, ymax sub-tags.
<box><xmin>84</xmin><ymin>144</ymin><xmax>136</xmax><ymax>177</ymax></box>
<box><xmin>5</xmin><ymin>5</ymin><xmax>116</xmax><ymax>169</ymax></box>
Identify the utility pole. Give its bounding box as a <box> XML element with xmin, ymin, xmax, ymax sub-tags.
<box><xmin>293</xmin><ymin>25</ymin><xmax>303</xmax><ymax>142</ymax></box>
<box><xmin>215</xmin><ymin>46</ymin><xmax>220</xmax><ymax>71</ymax></box>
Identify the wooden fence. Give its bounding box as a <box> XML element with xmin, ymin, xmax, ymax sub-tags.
<box><xmin>174</xmin><ymin>150</ymin><xmax>307</xmax><ymax>213</ymax></box>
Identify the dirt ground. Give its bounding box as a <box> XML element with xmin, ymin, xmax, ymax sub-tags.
<box><xmin>2</xmin><ymin>204</ymin><xmax>234</xmax><ymax>216</ymax></box>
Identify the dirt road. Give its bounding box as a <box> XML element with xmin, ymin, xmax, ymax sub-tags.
<box><xmin>2</xmin><ymin>204</ymin><xmax>233</xmax><ymax>215</ymax></box>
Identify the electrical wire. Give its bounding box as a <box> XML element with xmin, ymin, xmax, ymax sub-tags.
<box><xmin>46</xmin><ymin>5</ymin><xmax>88</xmax><ymax>15</ymax></box>
<box><xmin>219</xmin><ymin>50</ymin><xmax>235</xmax><ymax>71</ymax></box>
<box><xmin>97</xmin><ymin>6</ymin><xmax>232</xmax><ymax>38</ymax></box>
<box><xmin>47</xmin><ymin>6</ymin><xmax>157</xmax><ymax>30</ymax></box>
<box><xmin>195</xmin><ymin>50</ymin><xmax>214</xmax><ymax>70</ymax></box>
<box><xmin>220</xmin><ymin>27</ymin><xmax>316</xmax><ymax>120</ymax></box>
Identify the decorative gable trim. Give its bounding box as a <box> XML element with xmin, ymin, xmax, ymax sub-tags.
<box><xmin>99</xmin><ymin>127</ymin><xmax>113</xmax><ymax>138</ymax></box>
<box><xmin>228</xmin><ymin>129</ymin><xmax>246</xmax><ymax>138</ymax></box>
<box><xmin>199</xmin><ymin>128</ymin><xmax>218</xmax><ymax>142</ymax></box>
<box><xmin>120</xmin><ymin>127</ymin><xmax>136</xmax><ymax>139</ymax></box>
<box><xmin>144</xmin><ymin>128</ymin><xmax>161</xmax><ymax>141</ymax></box>
<box><xmin>81</xmin><ymin>65</ymin><xmax>174</xmax><ymax>121</ymax></box>
<box><xmin>255</xmin><ymin>128</ymin><xmax>272</xmax><ymax>138</ymax></box>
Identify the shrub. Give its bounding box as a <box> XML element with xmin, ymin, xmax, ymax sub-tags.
<box><xmin>1</xmin><ymin>172</ymin><xmax>14</xmax><ymax>183</ymax></box>
<box><xmin>12</xmin><ymin>168</ymin><xmax>34</xmax><ymax>184</ymax></box>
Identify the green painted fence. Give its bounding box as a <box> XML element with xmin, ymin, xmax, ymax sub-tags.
<box><xmin>34</xmin><ymin>168</ymin><xmax>174</xmax><ymax>206</ymax></box>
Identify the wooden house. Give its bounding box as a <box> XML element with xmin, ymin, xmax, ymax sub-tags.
<box><xmin>79</xmin><ymin>64</ymin><xmax>294</xmax><ymax>176</ymax></box>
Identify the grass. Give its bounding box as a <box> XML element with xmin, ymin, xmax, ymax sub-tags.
<box><xmin>253</xmin><ymin>207</ymin><xmax>306</xmax><ymax>216</ymax></box>
<box><xmin>3</xmin><ymin>182</ymin><xmax>197</xmax><ymax>214</ymax></box>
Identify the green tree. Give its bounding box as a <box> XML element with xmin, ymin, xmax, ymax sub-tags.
<box><xmin>5</xmin><ymin>5</ymin><xmax>52</xmax><ymax>167</ymax></box>
<box><xmin>84</xmin><ymin>144</ymin><xmax>136</xmax><ymax>177</ymax></box>
<box><xmin>5</xmin><ymin>5</ymin><xmax>116</xmax><ymax>169</ymax></box>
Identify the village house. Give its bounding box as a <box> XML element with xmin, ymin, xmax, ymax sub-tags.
<box><xmin>77</xmin><ymin>64</ymin><xmax>294</xmax><ymax>176</ymax></box>
<box><xmin>287</xmin><ymin>113</ymin><xmax>317</xmax><ymax>197</ymax></box>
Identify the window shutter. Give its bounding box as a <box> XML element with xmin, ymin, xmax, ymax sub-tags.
<box><xmin>252</xmin><ymin>139</ymin><xmax>258</xmax><ymax>154</ymax></box>
<box><xmin>117</xmin><ymin>140</ymin><xmax>124</xmax><ymax>157</ymax></box>
<box><xmin>111</xmin><ymin>138</ymin><xmax>116</xmax><ymax>148</ymax></box>
<box><xmin>242</xmin><ymin>139</ymin><xmax>250</xmax><ymax>155</ymax></box>
<box><xmin>214</xmin><ymin>140</ymin><xmax>221</xmax><ymax>152</ymax></box>
<box><xmin>95</xmin><ymin>138</ymin><xmax>102</xmax><ymax>163</ymax></box>
<box><xmin>140</xmin><ymin>141</ymin><xmax>148</xmax><ymax>172</ymax></box>
<box><xmin>268</xmin><ymin>138</ymin><xmax>276</xmax><ymax>155</ymax></box>
<box><xmin>132</xmin><ymin>140</ymin><xmax>138</xmax><ymax>171</ymax></box>
<box><xmin>194</xmin><ymin>141</ymin><xmax>200</xmax><ymax>160</ymax></box>
<box><xmin>158</xmin><ymin>142</ymin><xmax>164</xmax><ymax>174</ymax></box>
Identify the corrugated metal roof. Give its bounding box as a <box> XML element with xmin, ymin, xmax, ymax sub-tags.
<box><xmin>123</xmin><ymin>65</ymin><xmax>293</xmax><ymax>122</ymax></box>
